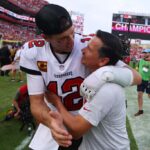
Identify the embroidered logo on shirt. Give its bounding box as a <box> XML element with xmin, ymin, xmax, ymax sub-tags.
<box><xmin>37</xmin><ymin>61</ymin><xmax>47</xmax><ymax>72</ymax></box>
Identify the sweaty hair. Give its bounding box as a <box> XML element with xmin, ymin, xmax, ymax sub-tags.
<box><xmin>96</xmin><ymin>30</ymin><xmax>123</xmax><ymax>65</ymax></box>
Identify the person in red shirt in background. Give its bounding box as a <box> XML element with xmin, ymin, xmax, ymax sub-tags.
<box><xmin>13</xmin><ymin>84</ymin><xmax>28</xmax><ymax>118</ymax></box>
<box><xmin>12</xmin><ymin>84</ymin><xmax>36</xmax><ymax>133</ymax></box>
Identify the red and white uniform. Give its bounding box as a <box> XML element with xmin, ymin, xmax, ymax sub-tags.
<box><xmin>20</xmin><ymin>34</ymin><xmax>90</xmax><ymax>113</ymax></box>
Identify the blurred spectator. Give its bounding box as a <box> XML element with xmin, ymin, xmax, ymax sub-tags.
<box><xmin>10</xmin><ymin>45</ymin><xmax>18</xmax><ymax>61</ymax></box>
<box><xmin>13</xmin><ymin>84</ymin><xmax>28</xmax><ymax>118</ymax></box>
<box><xmin>130</xmin><ymin>56</ymin><xmax>138</xmax><ymax>70</ymax></box>
<box><xmin>11</xmin><ymin>84</ymin><xmax>36</xmax><ymax>134</ymax></box>
<box><xmin>11</xmin><ymin>47</ymin><xmax>24</xmax><ymax>82</ymax></box>
<box><xmin>123</xmin><ymin>56</ymin><xmax>131</xmax><ymax>65</ymax></box>
<box><xmin>0</xmin><ymin>44</ymin><xmax>11</xmax><ymax>76</ymax></box>
<box><xmin>0</xmin><ymin>34</ymin><xmax>3</xmax><ymax>48</ymax></box>
<box><xmin>3</xmin><ymin>84</ymin><xmax>28</xmax><ymax>121</ymax></box>
<box><xmin>130</xmin><ymin>45</ymin><xmax>143</xmax><ymax>61</ymax></box>
<box><xmin>0</xmin><ymin>20</ymin><xmax>39</xmax><ymax>42</ymax></box>
<box><xmin>134</xmin><ymin>49</ymin><xmax>150</xmax><ymax>116</ymax></box>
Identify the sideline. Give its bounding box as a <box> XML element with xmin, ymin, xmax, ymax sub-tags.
<box><xmin>15</xmin><ymin>132</ymin><xmax>33</xmax><ymax>150</ymax></box>
<box><xmin>126</xmin><ymin>86</ymin><xmax>150</xmax><ymax>150</ymax></box>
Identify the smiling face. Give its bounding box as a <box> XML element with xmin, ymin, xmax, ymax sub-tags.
<box><xmin>45</xmin><ymin>26</ymin><xmax>75</xmax><ymax>54</ymax></box>
<box><xmin>81</xmin><ymin>36</ymin><xmax>109</xmax><ymax>72</ymax></box>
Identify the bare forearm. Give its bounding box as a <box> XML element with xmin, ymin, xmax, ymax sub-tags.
<box><xmin>30</xmin><ymin>95</ymin><xmax>52</xmax><ymax>128</ymax></box>
<box><xmin>127</xmin><ymin>66</ymin><xmax>142</xmax><ymax>85</ymax></box>
<box><xmin>13</xmin><ymin>100</ymin><xmax>20</xmax><ymax>111</ymax></box>
<box><xmin>46</xmin><ymin>92</ymin><xmax>92</xmax><ymax>138</ymax></box>
<box><xmin>55</xmin><ymin>100</ymin><xmax>89</xmax><ymax>139</ymax></box>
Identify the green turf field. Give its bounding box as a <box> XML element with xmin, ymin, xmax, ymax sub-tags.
<box><xmin>0</xmin><ymin>75</ymin><xmax>30</xmax><ymax>150</ymax></box>
<box><xmin>126</xmin><ymin>86</ymin><xmax>150</xmax><ymax>150</ymax></box>
<box><xmin>0</xmin><ymin>75</ymin><xmax>138</xmax><ymax>150</ymax></box>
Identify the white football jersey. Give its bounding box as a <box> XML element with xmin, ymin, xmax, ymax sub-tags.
<box><xmin>20</xmin><ymin>34</ymin><xmax>91</xmax><ymax>112</ymax></box>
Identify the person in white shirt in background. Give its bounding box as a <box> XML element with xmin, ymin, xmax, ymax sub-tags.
<box><xmin>11</xmin><ymin>48</ymin><xmax>23</xmax><ymax>82</ymax></box>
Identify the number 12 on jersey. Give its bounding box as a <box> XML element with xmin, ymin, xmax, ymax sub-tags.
<box><xmin>47</xmin><ymin>77</ymin><xmax>84</xmax><ymax>111</ymax></box>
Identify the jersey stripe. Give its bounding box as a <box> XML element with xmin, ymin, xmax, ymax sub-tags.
<box><xmin>20</xmin><ymin>66</ymin><xmax>41</xmax><ymax>75</ymax></box>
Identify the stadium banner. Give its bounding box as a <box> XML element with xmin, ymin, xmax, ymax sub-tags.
<box><xmin>0</xmin><ymin>6</ymin><xmax>35</xmax><ymax>22</ymax></box>
<box><xmin>112</xmin><ymin>22</ymin><xmax>150</xmax><ymax>34</ymax></box>
<box><xmin>70</xmin><ymin>11</ymin><xmax>84</xmax><ymax>34</ymax></box>
<box><xmin>111</xmin><ymin>12</ymin><xmax>150</xmax><ymax>40</ymax></box>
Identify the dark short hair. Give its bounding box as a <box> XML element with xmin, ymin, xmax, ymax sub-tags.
<box><xmin>35</xmin><ymin>4</ymin><xmax>72</xmax><ymax>35</ymax></box>
<box><xmin>96</xmin><ymin>30</ymin><xmax>123</xmax><ymax>65</ymax></box>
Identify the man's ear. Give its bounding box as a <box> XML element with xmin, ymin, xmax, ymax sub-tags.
<box><xmin>41</xmin><ymin>34</ymin><xmax>51</xmax><ymax>42</ymax></box>
<box><xmin>98</xmin><ymin>57</ymin><xmax>110</xmax><ymax>67</ymax></box>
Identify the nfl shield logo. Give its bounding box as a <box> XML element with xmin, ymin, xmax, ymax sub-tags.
<box><xmin>59</xmin><ymin>65</ymin><xmax>65</xmax><ymax>71</ymax></box>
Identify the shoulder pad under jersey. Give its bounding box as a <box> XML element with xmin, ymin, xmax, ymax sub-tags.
<box><xmin>21</xmin><ymin>39</ymin><xmax>45</xmax><ymax>59</ymax></box>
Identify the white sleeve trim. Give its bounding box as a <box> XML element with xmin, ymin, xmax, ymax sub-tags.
<box><xmin>27</xmin><ymin>74</ymin><xmax>45</xmax><ymax>95</ymax></box>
